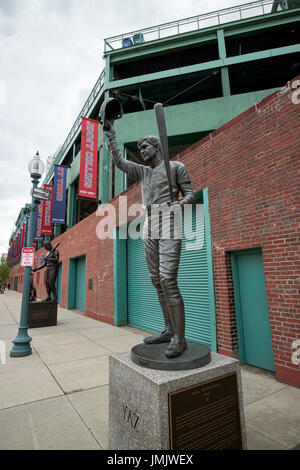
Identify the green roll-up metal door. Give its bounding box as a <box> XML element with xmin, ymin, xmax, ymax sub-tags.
<box><xmin>75</xmin><ymin>256</ymin><xmax>86</xmax><ymax>312</ymax></box>
<box><xmin>127</xmin><ymin>200</ymin><xmax>216</xmax><ymax>348</ymax></box>
<box><xmin>55</xmin><ymin>262</ymin><xmax>62</xmax><ymax>304</ymax></box>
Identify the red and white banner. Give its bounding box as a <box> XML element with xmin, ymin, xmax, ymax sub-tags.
<box><xmin>78</xmin><ymin>117</ymin><xmax>99</xmax><ymax>199</ymax></box>
<box><xmin>21</xmin><ymin>222</ymin><xmax>26</xmax><ymax>250</ymax></box>
<box><xmin>41</xmin><ymin>184</ymin><xmax>53</xmax><ymax>235</ymax></box>
<box><xmin>16</xmin><ymin>231</ymin><xmax>21</xmax><ymax>259</ymax></box>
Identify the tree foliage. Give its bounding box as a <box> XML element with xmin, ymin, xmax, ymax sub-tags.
<box><xmin>0</xmin><ymin>257</ymin><xmax>11</xmax><ymax>283</ymax></box>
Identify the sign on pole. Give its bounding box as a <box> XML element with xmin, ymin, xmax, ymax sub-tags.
<box><xmin>21</xmin><ymin>247</ymin><xmax>35</xmax><ymax>267</ymax></box>
<box><xmin>32</xmin><ymin>187</ymin><xmax>51</xmax><ymax>201</ymax></box>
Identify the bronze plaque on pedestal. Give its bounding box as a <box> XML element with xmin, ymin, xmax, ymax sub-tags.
<box><xmin>169</xmin><ymin>373</ymin><xmax>243</xmax><ymax>450</ymax></box>
<box><xmin>28</xmin><ymin>301</ymin><xmax>57</xmax><ymax>328</ymax></box>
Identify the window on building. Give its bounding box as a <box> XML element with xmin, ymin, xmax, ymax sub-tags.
<box><xmin>229</xmin><ymin>52</ymin><xmax>300</xmax><ymax>95</ymax></box>
<box><xmin>61</xmin><ymin>148</ymin><xmax>73</xmax><ymax>167</ymax></box>
<box><xmin>113</xmin><ymin>41</ymin><xmax>219</xmax><ymax>80</ymax></box>
<box><xmin>113</xmin><ymin>70</ymin><xmax>222</xmax><ymax>114</ymax></box>
<box><xmin>71</xmin><ymin>177</ymin><xmax>98</xmax><ymax>224</ymax></box>
<box><xmin>226</xmin><ymin>22</ymin><xmax>300</xmax><ymax>57</ymax></box>
<box><xmin>77</xmin><ymin>197</ymin><xmax>98</xmax><ymax>222</ymax></box>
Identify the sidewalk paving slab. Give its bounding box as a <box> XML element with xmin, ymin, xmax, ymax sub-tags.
<box><xmin>30</xmin><ymin>331</ymin><xmax>90</xmax><ymax>348</ymax></box>
<box><xmin>245</xmin><ymin>387</ymin><xmax>300</xmax><ymax>449</ymax></box>
<box><xmin>98</xmin><ymin>333</ymin><xmax>148</xmax><ymax>353</ymax></box>
<box><xmin>68</xmin><ymin>386</ymin><xmax>109</xmax><ymax>450</ymax></box>
<box><xmin>0</xmin><ymin>365</ymin><xmax>63</xmax><ymax>410</ymax></box>
<box><xmin>33</xmin><ymin>339</ymin><xmax>110</xmax><ymax>366</ymax></box>
<box><xmin>245</xmin><ymin>424</ymin><xmax>288</xmax><ymax>450</ymax></box>
<box><xmin>0</xmin><ymin>325</ymin><xmax>19</xmax><ymax>340</ymax></box>
<box><xmin>0</xmin><ymin>396</ymin><xmax>101</xmax><ymax>450</ymax></box>
<box><xmin>46</xmin><ymin>356</ymin><xmax>109</xmax><ymax>394</ymax></box>
<box><xmin>77</xmin><ymin>325</ymin><xmax>138</xmax><ymax>342</ymax></box>
<box><xmin>241</xmin><ymin>368</ymin><xmax>288</xmax><ymax>405</ymax></box>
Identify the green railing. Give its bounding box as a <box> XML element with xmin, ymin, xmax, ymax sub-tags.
<box><xmin>43</xmin><ymin>68</ymin><xmax>105</xmax><ymax>184</ymax></box>
<box><xmin>104</xmin><ymin>0</ymin><xmax>277</xmax><ymax>51</ymax></box>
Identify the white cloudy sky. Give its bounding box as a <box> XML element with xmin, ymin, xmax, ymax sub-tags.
<box><xmin>0</xmin><ymin>0</ymin><xmax>251</xmax><ymax>254</ymax></box>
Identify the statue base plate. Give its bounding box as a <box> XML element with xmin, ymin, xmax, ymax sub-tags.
<box><xmin>28</xmin><ymin>301</ymin><xmax>57</xmax><ymax>328</ymax></box>
<box><xmin>131</xmin><ymin>341</ymin><xmax>211</xmax><ymax>371</ymax></box>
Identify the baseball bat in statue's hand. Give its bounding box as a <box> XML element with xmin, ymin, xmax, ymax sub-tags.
<box><xmin>154</xmin><ymin>103</ymin><xmax>177</xmax><ymax>203</ymax></box>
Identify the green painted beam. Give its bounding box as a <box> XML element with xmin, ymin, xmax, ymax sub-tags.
<box><xmin>109</xmin><ymin>32</ymin><xmax>217</xmax><ymax>64</ymax></box>
<box><xmin>217</xmin><ymin>29</ymin><xmax>231</xmax><ymax>96</ymax></box>
<box><xmin>113</xmin><ymin>88</ymin><xmax>278</xmax><ymax>143</ymax></box>
<box><xmin>225</xmin><ymin>43</ymin><xmax>300</xmax><ymax>65</ymax></box>
<box><xmin>107</xmin><ymin>60</ymin><xmax>222</xmax><ymax>89</ymax></box>
<box><xmin>217</xmin><ymin>29</ymin><xmax>226</xmax><ymax>59</ymax></box>
<box><xmin>67</xmin><ymin>258</ymin><xmax>76</xmax><ymax>309</ymax></box>
<box><xmin>68</xmin><ymin>151</ymin><xmax>81</xmax><ymax>186</ymax></box>
<box><xmin>66</xmin><ymin>183</ymin><xmax>75</xmax><ymax>228</ymax></box>
<box><xmin>99</xmin><ymin>91</ymin><xmax>112</xmax><ymax>204</ymax></box>
<box><xmin>114</xmin><ymin>162</ymin><xmax>124</xmax><ymax>198</ymax></box>
<box><xmin>203</xmin><ymin>188</ymin><xmax>217</xmax><ymax>353</ymax></box>
<box><xmin>221</xmin><ymin>68</ymin><xmax>231</xmax><ymax>96</ymax></box>
<box><xmin>223</xmin><ymin>10</ymin><xmax>300</xmax><ymax>38</ymax></box>
<box><xmin>107</xmin><ymin>42</ymin><xmax>300</xmax><ymax>90</ymax></box>
<box><xmin>104</xmin><ymin>55</ymin><xmax>112</xmax><ymax>88</ymax></box>
<box><xmin>53</xmin><ymin>225</ymin><xmax>61</xmax><ymax>238</ymax></box>
<box><xmin>100</xmin><ymin>141</ymin><xmax>111</xmax><ymax>204</ymax></box>
<box><xmin>113</xmin><ymin>228</ymin><xmax>128</xmax><ymax>326</ymax></box>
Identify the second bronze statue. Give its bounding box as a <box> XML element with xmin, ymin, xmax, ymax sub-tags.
<box><xmin>100</xmin><ymin>98</ymin><xmax>195</xmax><ymax>358</ymax></box>
<box><xmin>32</xmin><ymin>242</ymin><xmax>59</xmax><ymax>302</ymax></box>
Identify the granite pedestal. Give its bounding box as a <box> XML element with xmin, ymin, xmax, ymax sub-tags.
<box><xmin>109</xmin><ymin>351</ymin><xmax>247</xmax><ymax>450</ymax></box>
<box><xmin>28</xmin><ymin>300</ymin><xmax>57</xmax><ymax>328</ymax></box>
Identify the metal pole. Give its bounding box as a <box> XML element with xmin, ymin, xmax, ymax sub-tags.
<box><xmin>10</xmin><ymin>174</ymin><xmax>39</xmax><ymax>357</ymax></box>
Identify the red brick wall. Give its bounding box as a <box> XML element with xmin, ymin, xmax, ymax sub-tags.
<box><xmin>10</xmin><ymin>76</ymin><xmax>300</xmax><ymax>386</ymax></box>
<box><xmin>175</xmin><ymin>77</ymin><xmax>300</xmax><ymax>387</ymax></box>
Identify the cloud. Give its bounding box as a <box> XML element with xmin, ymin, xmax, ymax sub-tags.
<box><xmin>0</xmin><ymin>0</ymin><xmax>19</xmax><ymax>17</ymax></box>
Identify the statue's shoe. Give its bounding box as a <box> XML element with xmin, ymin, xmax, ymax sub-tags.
<box><xmin>144</xmin><ymin>329</ymin><xmax>173</xmax><ymax>344</ymax></box>
<box><xmin>165</xmin><ymin>338</ymin><xmax>187</xmax><ymax>358</ymax></box>
<box><xmin>43</xmin><ymin>297</ymin><xmax>52</xmax><ymax>302</ymax></box>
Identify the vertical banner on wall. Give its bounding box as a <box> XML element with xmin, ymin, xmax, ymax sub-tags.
<box><xmin>16</xmin><ymin>231</ymin><xmax>21</xmax><ymax>259</ymax></box>
<box><xmin>21</xmin><ymin>222</ymin><xmax>26</xmax><ymax>251</ymax></box>
<box><xmin>35</xmin><ymin>203</ymin><xmax>45</xmax><ymax>242</ymax></box>
<box><xmin>18</xmin><ymin>230</ymin><xmax>22</xmax><ymax>258</ymax></box>
<box><xmin>52</xmin><ymin>165</ymin><xmax>68</xmax><ymax>224</ymax></box>
<box><xmin>78</xmin><ymin>117</ymin><xmax>99</xmax><ymax>199</ymax></box>
<box><xmin>24</xmin><ymin>215</ymin><xmax>29</xmax><ymax>247</ymax></box>
<box><xmin>15</xmin><ymin>237</ymin><xmax>18</xmax><ymax>259</ymax></box>
<box><xmin>41</xmin><ymin>184</ymin><xmax>53</xmax><ymax>235</ymax></box>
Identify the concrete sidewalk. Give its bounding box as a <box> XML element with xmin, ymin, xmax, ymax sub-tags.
<box><xmin>0</xmin><ymin>290</ymin><xmax>299</xmax><ymax>450</ymax></box>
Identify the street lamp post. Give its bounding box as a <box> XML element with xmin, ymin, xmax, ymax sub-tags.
<box><xmin>10</xmin><ymin>151</ymin><xmax>44</xmax><ymax>357</ymax></box>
